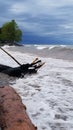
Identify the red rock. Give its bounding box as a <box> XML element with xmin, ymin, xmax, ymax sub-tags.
<box><xmin>0</xmin><ymin>86</ymin><xmax>37</xmax><ymax>130</ymax></box>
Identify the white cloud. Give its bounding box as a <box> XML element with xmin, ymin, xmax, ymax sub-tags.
<box><xmin>9</xmin><ymin>0</ymin><xmax>61</xmax><ymax>16</ymax></box>
<box><xmin>9</xmin><ymin>0</ymin><xmax>73</xmax><ymax>18</ymax></box>
<box><xmin>10</xmin><ymin>3</ymin><xmax>29</xmax><ymax>14</ymax></box>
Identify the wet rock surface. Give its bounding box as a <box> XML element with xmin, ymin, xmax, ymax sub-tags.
<box><xmin>0</xmin><ymin>86</ymin><xmax>37</xmax><ymax>130</ymax></box>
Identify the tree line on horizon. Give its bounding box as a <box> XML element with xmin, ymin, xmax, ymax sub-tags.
<box><xmin>0</xmin><ymin>20</ymin><xmax>22</xmax><ymax>45</ymax></box>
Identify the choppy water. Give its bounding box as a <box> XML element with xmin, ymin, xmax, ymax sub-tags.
<box><xmin>1</xmin><ymin>45</ymin><xmax>73</xmax><ymax>130</ymax></box>
<box><xmin>8</xmin><ymin>45</ymin><xmax>73</xmax><ymax>61</ymax></box>
<box><xmin>0</xmin><ymin>73</ymin><xmax>16</xmax><ymax>86</ymax></box>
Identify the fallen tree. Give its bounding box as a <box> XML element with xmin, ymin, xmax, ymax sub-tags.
<box><xmin>0</xmin><ymin>86</ymin><xmax>37</xmax><ymax>130</ymax></box>
<box><xmin>0</xmin><ymin>58</ymin><xmax>45</xmax><ymax>77</ymax></box>
<box><xmin>0</xmin><ymin>47</ymin><xmax>45</xmax><ymax>77</ymax></box>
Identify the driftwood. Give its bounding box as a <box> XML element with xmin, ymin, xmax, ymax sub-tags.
<box><xmin>0</xmin><ymin>86</ymin><xmax>37</xmax><ymax>130</ymax></box>
<box><xmin>0</xmin><ymin>58</ymin><xmax>45</xmax><ymax>77</ymax></box>
<box><xmin>0</xmin><ymin>47</ymin><xmax>45</xmax><ymax>77</ymax></box>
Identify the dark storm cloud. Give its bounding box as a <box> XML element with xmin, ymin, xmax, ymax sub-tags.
<box><xmin>0</xmin><ymin>0</ymin><xmax>73</xmax><ymax>44</ymax></box>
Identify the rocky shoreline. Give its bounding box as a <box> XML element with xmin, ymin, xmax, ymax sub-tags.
<box><xmin>0</xmin><ymin>86</ymin><xmax>37</xmax><ymax>130</ymax></box>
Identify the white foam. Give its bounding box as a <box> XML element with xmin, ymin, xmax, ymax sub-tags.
<box><xmin>35</xmin><ymin>45</ymin><xmax>49</xmax><ymax>50</ymax></box>
<box><xmin>49</xmin><ymin>45</ymin><xmax>56</xmax><ymax>50</ymax></box>
<box><xmin>0</xmin><ymin>46</ymin><xmax>73</xmax><ymax>130</ymax></box>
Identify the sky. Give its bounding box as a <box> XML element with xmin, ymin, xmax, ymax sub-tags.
<box><xmin>0</xmin><ymin>0</ymin><xmax>73</xmax><ymax>44</ymax></box>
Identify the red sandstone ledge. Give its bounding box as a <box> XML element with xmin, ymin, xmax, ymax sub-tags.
<box><xmin>0</xmin><ymin>86</ymin><xmax>37</xmax><ymax>130</ymax></box>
